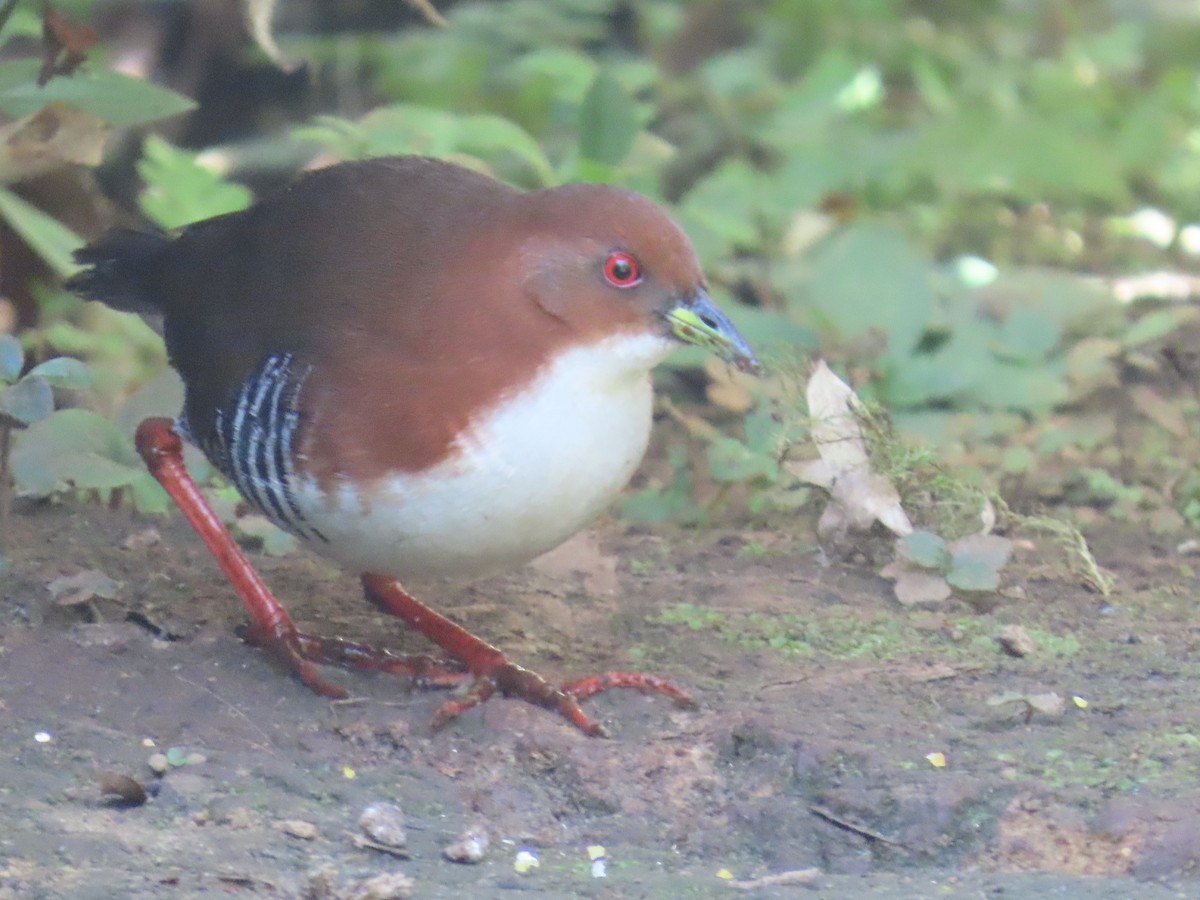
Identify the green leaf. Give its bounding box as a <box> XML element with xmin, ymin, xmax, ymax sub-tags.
<box><xmin>578</xmin><ymin>71</ymin><xmax>638</xmax><ymax>166</ymax></box>
<box><xmin>0</xmin><ymin>187</ymin><xmax>84</xmax><ymax>278</ymax></box>
<box><xmin>896</xmin><ymin>107</ymin><xmax>1129</xmax><ymax>205</ymax></box>
<box><xmin>802</xmin><ymin>223</ymin><xmax>935</xmax><ymax>360</ymax></box>
<box><xmin>0</xmin><ymin>333</ymin><xmax>22</xmax><ymax>382</ymax></box>
<box><xmin>1123</xmin><ymin>308</ymin><xmax>1193</xmax><ymax>348</ymax></box>
<box><xmin>896</xmin><ymin>530</ymin><xmax>951</xmax><ymax>570</ymax></box>
<box><xmin>617</xmin><ymin>448</ymin><xmax>703</xmax><ymax>524</ymax></box>
<box><xmin>0</xmin><ymin>60</ymin><xmax>197</xmax><ymax>127</ymax></box>
<box><xmin>877</xmin><ymin>351</ymin><xmax>973</xmax><ymax>408</ymax></box>
<box><xmin>26</xmin><ymin>357</ymin><xmax>92</xmax><ymax>390</ymax></box>
<box><xmin>0</xmin><ymin>376</ymin><xmax>53</xmax><ymax>424</ymax></box>
<box><xmin>677</xmin><ymin>161</ymin><xmax>771</xmax><ymax>258</ymax></box>
<box><xmin>10</xmin><ymin>408</ymin><xmax>166</xmax><ymax>511</ymax></box>
<box><xmin>304</xmin><ymin>107</ymin><xmax>555</xmax><ymax>186</ymax></box>
<box><xmin>995</xmin><ymin>308</ymin><xmax>1061</xmax><ymax>362</ymax></box>
<box><xmin>507</xmin><ymin>48</ymin><xmax>599</xmax><ymax>126</ymax></box>
<box><xmin>47</xmin><ymin>569</ymin><xmax>120</xmax><ymax>603</ymax></box>
<box><xmin>946</xmin><ymin>558</ymin><xmax>1001</xmax><ymax>592</ymax></box>
<box><xmin>706</xmin><ymin>433</ymin><xmax>778</xmax><ymax>484</ymax></box>
<box><xmin>454</xmin><ymin>113</ymin><xmax>556</xmax><ymax>184</ymax></box>
<box><xmin>974</xmin><ymin>269</ymin><xmax>1114</xmax><ymax>330</ymax></box>
<box><xmin>138</xmin><ymin>136</ymin><xmax>253</xmax><ymax>230</ymax></box>
<box><xmin>756</xmin><ymin>49</ymin><xmax>863</xmax><ymax>146</ymax></box>
<box><xmin>963</xmin><ymin>361</ymin><xmax>1070</xmax><ymax>412</ymax></box>
<box><xmin>946</xmin><ymin>534</ymin><xmax>1014</xmax><ymax>592</ymax></box>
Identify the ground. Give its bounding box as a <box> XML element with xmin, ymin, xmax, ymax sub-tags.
<box><xmin>2</xmin><ymin>499</ymin><xmax>1200</xmax><ymax>899</ymax></box>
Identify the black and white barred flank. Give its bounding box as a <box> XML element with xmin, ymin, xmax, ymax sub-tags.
<box><xmin>181</xmin><ymin>353</ymin><xmax>327</xmax><ymax>543</ymax></box>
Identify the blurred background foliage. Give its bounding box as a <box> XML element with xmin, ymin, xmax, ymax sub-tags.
<box><xmin>3</xmin><ymin>0</ymin><xmax>1200</xmax><ymax>540</ymax></box>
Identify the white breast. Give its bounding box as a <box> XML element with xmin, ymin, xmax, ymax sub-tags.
<box><xmin>292</xmin><ymin>332</ymin><xmax>676</xmax><ymax>581</ymax></box>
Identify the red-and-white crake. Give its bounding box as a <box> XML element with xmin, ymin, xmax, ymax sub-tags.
<box><xmin>68</xmin><ymin>155</ymin><xmax>759</xmax><ymax>736</ymax></box>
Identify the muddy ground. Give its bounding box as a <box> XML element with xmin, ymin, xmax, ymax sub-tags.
<box><xmin>3</xmin><ymin>498</ymin><xmax>1200</xmax><ymax>899</ymax></box>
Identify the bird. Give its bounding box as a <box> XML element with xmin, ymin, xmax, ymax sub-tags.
<box><xmin>67</xmin><ymin>155</ymin><xmax>759</xmax><ymax>736</ymax></box>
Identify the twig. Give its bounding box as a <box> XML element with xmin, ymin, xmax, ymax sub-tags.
<box><xmin>175</xmin><ymin>673</ymin><xmax>278</xmax><ymax>754</ymax></box>
<box><xmin>0</xmin><ymin>419</ymin><xmax>11</xmax><ymax>548</ymax></box>
<box><xmin>351</xmin><ymin>833</ymin><xmax>412</xmax><ymax>858</ymax></box>
<box><xmin>658</xmin><ymin>395</ymin><xmax>721</xmax><ymax>441</ymax></box>
<box><xmin>403</xmin><ymin>0</ymin><xmax>447</xmax><ymax>27</ymax></box>
<box><xmin>1019</xmin><ymin>513</ymin><xmax>1114</xmax><ymax>596</ymax></box>
<box><xmin>729</xmin><ymin>868</ymin><xmax>821</xmax><ymax>891</ymax></box>
<box><xmin>809</xmin><ymin>805</ymin><xmax>902</xmax><ymax>847</ymax></box>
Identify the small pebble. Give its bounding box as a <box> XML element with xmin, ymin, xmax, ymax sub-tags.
<box><xmin>279</xmin><ymin>819</ymin><xmax>318</xmax><ymax>840</ymax></box>
<box><xmin>996</xmin><ymin>624</ymin><xmax>1038</xmax><ymax>658</ymax></box>
<box><xmin>148</xmin><ymin>753</ymin><xmax>170</xmax><ymax>775</ymax></box>
<box><xmin>359</xmin><ymin>802</ymin><xmax>407</xmax><ymax>849</ymax></box>
<box><xmin>443</xmin><ymin>825</ymin><xmax>489</xmax><ymax>863</ymax></box>
<box><xmin>121</xmin><ymin>527</ymin><xmax>162</xmax><ymax>550</ymax></box>
<box><xmin>342</xmin><ymin>872</ymin><xmax>415</xmax><ymax>900</ymax></box>
<box><xmin>304</xmin><ymin>863</ymin><xmax>338</xmax><ymax>899</ymax></box>
<box><xmin>219</xmin><ymin>807</ymin><xmax>258</xmax><ymax>830</ymax></box>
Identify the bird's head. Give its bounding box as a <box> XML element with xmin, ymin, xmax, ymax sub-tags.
<box><xmin>518</xmin><ymin>183</ymin><xmax>761</xmax><ymax>375</ymax></box>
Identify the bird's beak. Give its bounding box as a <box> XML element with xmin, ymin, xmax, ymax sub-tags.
<box><xmin>664</xmin><ymin>289</ymin><xmax>761</xmax><ymax>375</ymax></box>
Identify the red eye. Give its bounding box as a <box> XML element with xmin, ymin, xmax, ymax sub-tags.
<box><xmin>603</xmin><ymin>252</ymin><xmax>642</xmax><ymax>288</ymax></box>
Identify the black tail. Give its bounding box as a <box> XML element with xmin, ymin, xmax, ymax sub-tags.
<box><xmin>66</xmin><ymin>229</ymin><xmax>171</xmax><ymax>315</ymax></box>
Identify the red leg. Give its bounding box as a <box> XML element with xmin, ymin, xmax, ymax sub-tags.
<box><xmin>362</xmin><ymin>573</ymin><xmax>696</xmax><ymax>736</ymax></box>
<box><xmin>135</xmin><ymin>418</ymin><xmax>466</xmax><ymax>694</ymax></box>
<box><xmin>136</xmin><ymin>417</ymin><xmax>693</xmax><ymax>734</ymax></box>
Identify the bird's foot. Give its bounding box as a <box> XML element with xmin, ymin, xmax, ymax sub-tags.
<box><xmin>430</xmin><ymin>659</ymin><xmax>697</xmax><ymax>738</ymax></box>
<box><xmin>235</xmin><ymin>622</ymin><xmax>350</xmax><ymax>699</ymax></box>
<box><xmin>362</xmin><ymin>572</ymin><xmax>694</xmax><ymax>736</ymax></box>
<box><xmin>239</xmin><ymin>623</ymin><xmax>469</xmax><ymax>694</ymax></box>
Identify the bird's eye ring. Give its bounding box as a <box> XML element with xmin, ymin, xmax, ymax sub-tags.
<box><xmin>603</xmin><ymin>252</ymin><xmax>642</xmax><ymax>288</ymax></box>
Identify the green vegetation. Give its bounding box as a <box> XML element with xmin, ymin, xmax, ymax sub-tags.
<box><xmin>1</xmin><ymin>1</ymin><xmax>1198</xmax><ymax>596</ymax></box>
<box><xmin>654</xmin><ymin>600</ymin><xmax>1003</xmax><ymax>662</ymax></box>
<box><xmin>0</xmin><ymin>333</ymin><xmax>92</xmax><ymax>542</ymax></box>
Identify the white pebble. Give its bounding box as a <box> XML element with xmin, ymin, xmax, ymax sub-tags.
<box><xmin>359</xmin><ymin>802</ymin><xmax>407</xmax><ymax>849</ymax></box>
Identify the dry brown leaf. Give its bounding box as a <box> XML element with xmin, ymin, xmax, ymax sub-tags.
<box><xmin>806</xmin><ymin>360</ymin><xmax>870</xmax><ymax>471</ymax></box>
<box><xmin>47</xmin><ymin>569</ymin><xmax>120</xmax><ymax>606</ymax></box>
<box><xmin>39</xmin><ymin>2</ymin><xmax>97</xmax><ymax>86</ymax></box>
<box><xmin>0</xmin><ymin>103</ymin><xmax>110</xmax><ymax>184</ymax></box>
<box><xmin>1065</xmin><ymin>336</ymin><xmax>1121</xmax><ymax>392</ymax></box>
<box><xmin>988</xmin><ymin>691</ymin><xmax>1066</xmax><ymax>717</ymax></box>
<box><xmin>704</xmin><ymin>356</ymin><xmax>754</xmax><ymax>412</ymax></box>
<box><xmin>278</xmin><ymin>819</ymin><xmax>317</xmax><ymax>840</ymax></box>
<box><xmin>1129</xmin><ymin>384</ymin><xmax>1188</xmax><ymax>437</ymax></box>
<box><xmin>892</xmin><ymin>570</ymin><xmax>952</xmax><ymax>608</ymax></box>
<box><xmin>792</xmin><ymin>361</ymin><xmax>912</xmax><ymax>537</ymax></box>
